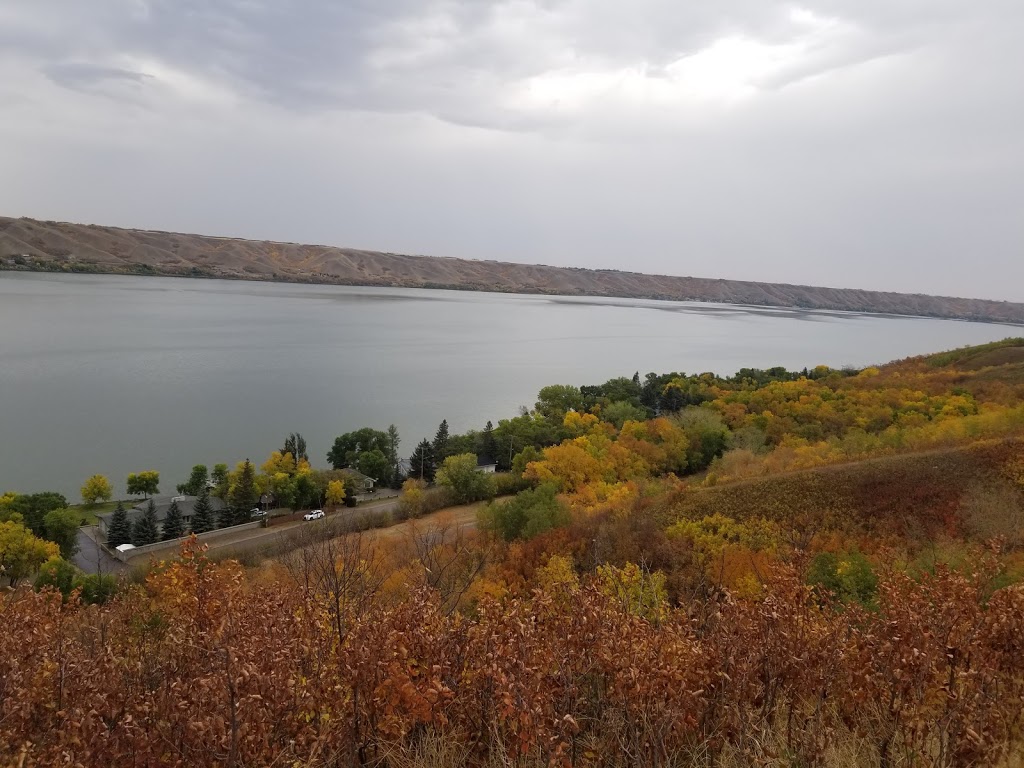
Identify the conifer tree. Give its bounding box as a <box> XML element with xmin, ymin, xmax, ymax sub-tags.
<box><xmin>481</xmin><ymin>420</ymin><xmax>498</xmax><ymax>462</ymax></box>
<box><xmin>191</xmin><ymin>488</ymin><xmax>215</xmax><ymax>534</ymax></box>
<box><xmin>386</xmin><ymin>424</ymin><xmax>402</xmax><ymax>487</ymax></box>
<box><xmin>131</xmin><ymin>499</ymin><xmax>159</xmax><ymax>546</ymax></box>
<box><xmin>409</xmin><ymin>439</ymin><xmax>437</xmax><ymax>483</ymax></box>
<box><xmin>432</xmin><ymin>419</ymin><xmax>450</xmax><ymax>460</ymax></box>
<box><xmin>106</xmin><ymin>501</ymin><xmax>132</xmax><ymax>548</ymax></box>
<box><xmin>229</xmin><ymin>459</ymin><xmax>259</xmax><ymax>526</ymax></box>
<box><xmin>161</xmin><ymin>499</ymin><xmax>185</xmax><ymax>541</ymax></box>
<box><xmin>216</xmin><ymin>500</ymin><xmax>234</xmax><ymax>530</ymax></box>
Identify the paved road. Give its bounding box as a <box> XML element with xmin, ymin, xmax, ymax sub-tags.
<box><xmin>74</xmin><ymin>495</ymin><xmax>458</xmax><ymax>573</ymax></box>
<box><xmin>73</xmin><ymin>527</ymin><xmax>127</xmax><ymax>575</ymax></box>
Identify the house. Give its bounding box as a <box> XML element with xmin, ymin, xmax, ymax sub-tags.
<box><xmin>96</xmin><ymin>495</ymin><xmax>227</xmax><ymax>539</ymax></box>
<box><xmin>475</xmin><ymin>455</ymin><xmax>498</xmax><ymax>474</ymax></box>
<box><xmin>338</xmin><ymin>468</ymin><xmax>375</xmax><ymax>493</ymax></box>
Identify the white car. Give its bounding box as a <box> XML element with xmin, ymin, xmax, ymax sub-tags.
<box><xmin>303</xmin><ymin>509</ymin><xmax>325</xmax><ymax>521</ymax></box>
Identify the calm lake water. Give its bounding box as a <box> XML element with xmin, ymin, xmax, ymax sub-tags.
<box><xmin>0</xmin><ymin>272</ymin><xmax>1017</xmax><ymax>497</ymax></box>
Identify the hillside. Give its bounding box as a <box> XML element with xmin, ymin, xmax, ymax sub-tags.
<box><xmin>3</xmin><ymin>215</ymin><xmax>1023</xmax><ymax>323</ymax></box>
<box><xmin>660</xmin><ymin>439</ymin><xmax>1024</xmax><ymax>544</ymax></box>
<box><xmin>6</xmin><ymin>338</ymin><xmax>1024</xmax><ymax>766</ymax></box>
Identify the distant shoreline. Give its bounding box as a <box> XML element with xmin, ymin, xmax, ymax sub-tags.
<box><xmin>3</xmin><ymin>215</ymin><xmax>1023</xmax><ymax>325</ymax></box>
<box><xmin>6</xmin><ymin>265</ymin><xmax>1023</xmax><ymax>329</ymax></box>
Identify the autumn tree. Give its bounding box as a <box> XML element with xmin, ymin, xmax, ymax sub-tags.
<box><xmin>261</xmin><ymin>450</ymin><xmax>298</xmax><ymax>476</ymax></box>
<box><xmin>191</xmin><ymin>488</ymin><xmax>215</xmax><ymax>534</ymax></box>
<box><xmin>398</xmin><ymin>478</ymin><xmax>426</xmax><ymax>518</ymax></box>
<box><xmin>43</xmin><ymin>507</ymin><xmax>80</xmax><ymax>559</ymax></box>
<box><xmin>436</xmin><ymin>453</ymin><xmax>494</xmax><ymax>504</ymax></box>
<box><xmin>162</xmin><ymin>499</ymin><xmax>185</xmax><ymax>540</ymax></box>
<box><xmin>126</xmin><ymin>470</ymin><xmax>159</xmax><ymax>499</ymax></box>
<box><xmin>0</xmin><ymin>492</ymin><xmax>68</xmax><ymax>538</ymax></box>
<box><xmin>597</xmin><ymin>561</ymin><xmax>668</xmax><ymax>622</ymax></box>
<box><xmin>326</xmin><ymin>480</ymin><xmax>347</xmax><ymax>509</ymax></box>
<box><xmin>106</xmin><ymin>501</ymin><xmax>132</xmax><ymax>547</ymax></box>
<box><xmin>0</xmin><ymin>521</ymin><xmax>59</xmax><ymax>586</ymax></box>
<box><xmin>131</xmin><ymin>499</ymin><xmax>159</xmax><ymax>545</ymax></box>
<box><xmin>80</xmin><ymin>474</ymin><xmax>113</xmax><ymax>506</ymax></box>
<box><xmin>176</xmin><ymin>464</ymin><xmax>209</xmax><ymax>496</ymax></box>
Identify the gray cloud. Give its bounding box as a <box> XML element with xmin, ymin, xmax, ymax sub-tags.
<box><xmin>1</xmin><ymin>0</ymin><xmax>1022</xmax><ymax>300</ymax></box>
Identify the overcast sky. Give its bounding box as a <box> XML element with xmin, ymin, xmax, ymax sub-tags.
<box><xmin>2</xmin><ymin>1</ymin><xmax>1022</xmax><ymax>301</ymax></box>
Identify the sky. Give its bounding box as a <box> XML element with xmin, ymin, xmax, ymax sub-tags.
<box><xmin>2</xmin><ymin>1</ymin><xmax>1023</xmax><ymax>301</ymax></box>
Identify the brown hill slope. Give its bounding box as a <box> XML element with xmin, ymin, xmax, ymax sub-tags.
<box><xmin>2</xmin><ymin>215</ymin><xmax>1022</xmax><ymax>323</ymax></box>
<box><xmin>659</xmin><ymin>438</ymin><xmax>1024</xmax><ymax>543</ymax></box>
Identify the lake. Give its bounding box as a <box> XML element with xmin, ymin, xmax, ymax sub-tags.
<box><xmin>0</xmin><ymin>272</ymin><xmax>1017</xmax><ymax>497</ymax></box>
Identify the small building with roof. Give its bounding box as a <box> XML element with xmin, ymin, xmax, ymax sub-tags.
<box><xmin>96</xmin><ymin>495</ymin><xmax>226</xmax><ymax>539</ymax></box>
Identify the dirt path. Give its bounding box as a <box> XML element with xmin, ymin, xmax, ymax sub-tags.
<box><xmin>366</xmin><ymin>502</ymin><xmax>485</xmax><ymax>541</ymax></box>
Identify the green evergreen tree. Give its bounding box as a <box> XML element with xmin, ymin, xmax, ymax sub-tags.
<box><xmin>106</xmin><ymin>501</ymin><xmax>132</xmax><ymax>548</ymax></box>
<box><xmin>131</xmin><ymin>499</ymin><xmax>159</xmax><ymax>546</ymax></box>
<box><xmin>385</xmin><ymin>424</ymin><xmax>402</xmax><ymax>487</ymax></box>
<box><xmin>161</xmin><ymin>499</ymin><xmax>185</xmax><ymax>541</ymax></box>
<box><xmin>229</xmin><ymin>459</ymin><xmax>259</xmax><ymax>526</ymax></box>
<box><xmin>481</xmin><ymin>420</ymin><xmax>498</xmax><ymax>463</ymax></box>
<box><xmin>191</xmin><ymin>488</ymin><xmax>215</xmax><ymax>534</ymax></box>
<box><xmin>432</xmin><ymin>419</ymin><xmax>450</xmax><ymax>460</ymax></box>
<box><xmin>216</xmin><ymin>500</ymin><xmax>234</xmax><ymax>529</ymax></box>
<box><xmin>409</xmin><ymin>439</ymin><xmax>437</xmax><ymax>483</ymax></box>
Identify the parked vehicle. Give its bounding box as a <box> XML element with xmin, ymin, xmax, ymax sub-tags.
<box><xmin>250</xmin><ymin>507</ymin><xmax>266</xmax><ymax>518</ymax></box>
<box><xmin>303</xmin><ymin>509</ymin><xmax>324</xmax><ymax>521</ymax></box>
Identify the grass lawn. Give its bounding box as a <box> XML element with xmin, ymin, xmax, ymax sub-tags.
<box><xmin>71</xmin><ymin>499</ymin><xmax>133</xmax><ymax>526</ymax></box>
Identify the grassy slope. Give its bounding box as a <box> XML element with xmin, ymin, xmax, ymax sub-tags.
<box><xmin>661</xmin><ymin>439</ymin><xmax>1024</xmax><ymax>543</ymax></box>
<box><xmin>70</xmin><ymin>499</ymin><xmax>133</xmax><ymax>526</ymax></box>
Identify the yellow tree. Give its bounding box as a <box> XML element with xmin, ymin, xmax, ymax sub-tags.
<box><xmin>81</xmin><ymin>474</ymin><xmax>113</xmax><ymax>506</ymax></box>
<box><xmin>596</xmin><ymin>562</ymin><xmax>667</xmax><ymax>623</ymax></box>
<box><xmin>399</xmin><ymin>478</ymin><xmax>426</xmax><ymax>517</ymax></box>
<box><xmin>0</xmin><ymin>521</ymin><xmax>59</xmax><ymax>587</ymax></box>
<box><xmin>524</xmin><ymin>440</ymin><xmax>604</xmax><ymax>493</ymax></box>
<box><xmin>326</xmin><ymin>480</ymin><xmax>347</xmax><ymax>509</ymax></box>
<box><xmin>261</xmin><ymin>451</ymin><xmax>297</xmax><ymax>477</ymax></box>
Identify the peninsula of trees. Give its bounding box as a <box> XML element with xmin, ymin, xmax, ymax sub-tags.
<box><xmin>3</xmin><ymin>215</ymin><xmax>1022</xmax><ymax>323</ymax></box>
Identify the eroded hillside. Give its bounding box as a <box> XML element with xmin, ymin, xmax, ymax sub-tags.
<box><xmin>3</xmin><ymin>215</ymin><xmax>1023</xmax><ymax>323</ymax></box>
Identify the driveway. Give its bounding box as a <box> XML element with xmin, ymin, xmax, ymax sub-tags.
<box><xmin>73</xmin><ymin>527</ymin><xmax>126</xmax><ymax>575</ymax></box>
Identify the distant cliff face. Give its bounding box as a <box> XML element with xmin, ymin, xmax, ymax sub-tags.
<box><xmin>2</xmin><ymin>216</ymin><xmax>1021</xmax><ymax>324</ymax></box>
